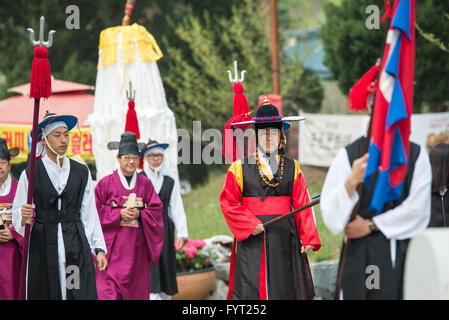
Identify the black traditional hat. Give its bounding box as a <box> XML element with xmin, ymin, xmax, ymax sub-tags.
<box><xmin>231</xmin><ymin>99</ymin><xmax>304</xmax><ymax>132</ymax></box>
<box><xmin>107</xmin><ymin>132</ymin><xmax>145</xmax><ymax>156</ymax></box>
<box><xmin>0</xmin><ymin>138</ymin><xmax>19</xmax><ymax>161</ymax></box>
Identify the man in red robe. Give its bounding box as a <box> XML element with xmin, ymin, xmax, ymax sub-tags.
<box><xmin>95</xmin><ymin>132</ymin><xmax>164</xmax><ymax>300</ymax></box>
<box><xmin>220</xmin><ymin>103</ymin><xmax>321</xmax><ymax>300</ymax></box>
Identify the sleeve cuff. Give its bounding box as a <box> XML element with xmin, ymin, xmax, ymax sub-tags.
<box><xmin>95</xmin><ymin>248</ymin><xmax>105</xmax><ymax>255</ymax></box>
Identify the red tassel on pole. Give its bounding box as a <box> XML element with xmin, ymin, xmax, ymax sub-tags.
<box><xmin>222</xmin><ymin>82</ymin><xmax>252</xmax><ymax>163</ymax></box>
<box><xmin>222</xmin><ymin>112</ymin><xmax>252</xmax><ymax>163</ymax></box>
<box><xmin>232</xmin><ymin>82</ymin><xmax>250</xmax><ymax>116</ymax></box>
<box><xmin>29</xmin><ymin>46</ymin><xmax>52</xmax><ymax>99</ymax></box>
<box><xmin>125</xmin><ymin>100</ymin><xmax>140</xmax><ymax>139</ymax></box>
<box><xmin>20</xmin><ymin>16</ymin><xmax>55</xmax><ymax>300</ymax></box>
<box><xmin>124</xmin><ymin>98</ymin><xmax>143</xmax><ymax>169</ymax></box>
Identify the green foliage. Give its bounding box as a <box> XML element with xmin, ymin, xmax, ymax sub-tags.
<box><xmin>278</xmin><ymin>0</ymin><xmax>326</xmax><ymax>31</ymax></box>
<box><xmin>162</xmin><ymin>0</ymin><xmax>324</xmax><ymax>132</ymax></box>
<box><xmin>0</xmin><ymin>0</ymin><xmax>125</xmax><ymax>98</ymax></box>
<box><xmin>0</xmin><ymin>0</ymin><xmax>239</xmax><ymax>99</ymax></box>
<box><xmin>282</xmin><ymin>59</ymin><xmax>324</xmax><ymax>113</ymax></box>
<box><xmin>182</xmin><ymin>170</ymin><xmax>232</xmax><ymax>240</ymax></box>
<box><xmin>414</xmin><ymin>0</ymin><xmax>449</xmax><ymax>112</ymax></box>
<box><xmin>320</xmin><ymin>0</ymin><xmax>449</xmax><ymax>113</ymax></box>
<box><xmin>161</xmin><ymin>1</ymin><xmax>271</xmax><ymax>132</ymax></box>
<box><xmin>320</xmin><ymin>0</ymin><xmax>387</xmax><ymax>97</ymax></box>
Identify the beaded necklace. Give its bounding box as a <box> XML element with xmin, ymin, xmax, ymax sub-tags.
<box><xmin>255</xmin><ymin>133</ymin><xmax>286</xmax><ymax>188</ymax></box>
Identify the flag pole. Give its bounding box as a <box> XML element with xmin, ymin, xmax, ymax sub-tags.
<box><xmin>269</xmin><ymin>0</ymin><xmax>280</xmax><ymax>95</ymax></box>
<box><xmin>19</xmin><ymin>16</ymin><xmax>55</xmax><ymax>300</ymax></box>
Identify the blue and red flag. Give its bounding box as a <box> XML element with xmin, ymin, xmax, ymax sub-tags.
<box><xmin>364</xmin><ymin>0</ymin><xmax>415</xmax><ymax>214</ymax></box>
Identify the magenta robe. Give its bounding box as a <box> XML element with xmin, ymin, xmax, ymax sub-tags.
<box><xmin>94</xmin><ymin>171</ymin><xmax>164</xmax><ymax>300</ymax></box>
<box><xmin>0</xmin><ymin>178</ymin><xmax>23</xmax><ymax>300</ymax></box>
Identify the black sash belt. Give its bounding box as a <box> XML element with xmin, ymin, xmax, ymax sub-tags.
<box><xmin>35</xmin><ymin>209</ymin><xmax>81</xmax><ymax>224</ymax></box>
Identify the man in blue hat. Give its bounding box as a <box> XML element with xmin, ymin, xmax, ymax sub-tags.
<box><xmin>12</xmin><ymin>112</ymin><xmax>108</xmax><ymax>300</ymax></box>
<box><xmin>140</xmin><ymin>139</ymin><xmax>189</xmax><ymax>300</ymax></box>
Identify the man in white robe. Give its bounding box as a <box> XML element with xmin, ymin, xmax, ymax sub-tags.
<box><xmin>12</xmin><ymin>113</ymin><xmax>107</xmax><ymax>300</ymax></box>
<box><xmin>140</xmin><ymin>140</ymin><xmax>188</xmax><ymax>300</ymax></box>
<box><xmin>320</xmin><ymin>134</ymin><xmax>431</xmax><ymax>299</ymax></box>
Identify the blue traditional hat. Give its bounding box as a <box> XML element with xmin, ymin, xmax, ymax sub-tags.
<box><xmin>140</xmin><ymin>139</ymin><xmax>169</xmax><ymax>157</ymax></box>
<box><xmin>31</xmin><ymin>111</ymin><xmax>78</xmax><ymax>142</ymax></box>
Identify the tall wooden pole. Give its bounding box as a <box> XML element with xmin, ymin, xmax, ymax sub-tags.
<box><xmin>122</xmin><ymin>0</ymin><xmax>136</xmax><ymax>26</ymax></box>
<box><xmin>270</xmin><ymin>0</ymin><xmax>280</xmax><ymax>95</ymax></box>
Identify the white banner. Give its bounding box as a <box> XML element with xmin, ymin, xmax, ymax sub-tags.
<box><xmin>410</xmin><ymin>112</ymin><xmax>449</xmax><ymax>153</ymax></box>
<box><xmin>298</xmin><ymin>112</ymin><xmax>449</xmax><ymax>167</ymax></box>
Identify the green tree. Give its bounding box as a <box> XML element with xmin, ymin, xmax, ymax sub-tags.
<box><xmin>282</xmin><ymin>59</ymin><xmax>324</xmax><ymax>113</ymax></box>
<box><xmin>320</xmin><ymin>0</ymin><xmax>449</xmax><ymax>113</ymax></box>
<box><xmin>0</xmin><ymin>0</ymin><xmax>241</xmax><ymax>99</ymax></box>
<box><xmin>162</xmin><ymin>0</ymin><xmax>324</xmax><ymax>132</ymax></box>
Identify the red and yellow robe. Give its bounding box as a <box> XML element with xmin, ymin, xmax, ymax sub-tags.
<box><xmin>220</xmin><ymin>154</ymin><xmax>321</xmax><ymax>300</ymax></box>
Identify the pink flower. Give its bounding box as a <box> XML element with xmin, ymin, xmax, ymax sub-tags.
<box><xmin>184</xmin><ymin>245</ymin><xmax>198</xmax><ymax>259</ymax></box>
<box><xmin>190</xmin><ymin>239</ymin><xmax>206</xmax><ymax>249</ymax></box>
<box><xmin>204</xmin><ymin>258</ymin><xmax>210</xmax><ymax>265</ymax></box>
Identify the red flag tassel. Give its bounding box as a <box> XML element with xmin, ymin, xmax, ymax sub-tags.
<box><xmin>30</xmin><ymin>46</ymin><xmax>52</xmax><ymax>99</ymax></box>
<box><xmin>347</xmin><ymin>63</ymin><xmax>380</xmax><ymax>112</ymax></box>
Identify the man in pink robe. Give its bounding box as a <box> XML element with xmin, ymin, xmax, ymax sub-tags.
<box><xmin>94</xmin><ymin>132</ymin><xmax>164</xmax><ymax>300</ymax></box>
<box><xmin>0</xmin><ymin>138</ymin><xmax>22</xmax><ymax>300</ymax></box>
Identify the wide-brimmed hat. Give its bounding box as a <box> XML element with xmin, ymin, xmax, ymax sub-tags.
<box><xmin>30</xmin><ymin>112</ymin><xmax>78</xmax><ymax>142</ymax></box>
<box><xmin>231</xmin><ymin>103</ymin><xmax>304</xmax><ymax>132</ymax></box>
<box><xmin>140</xmin><ymin>139</ymin><xmax>169</xmax><ymax>157</ymax></box>
<box><xmin>0</xmin><ymin>138</ymin><xmax>19</xmax><ymax>161</ymax></box>
<box><xmin>107</xmin><ymin>132</ymin><xmax>146</xmax><ymax>156</ymax></box>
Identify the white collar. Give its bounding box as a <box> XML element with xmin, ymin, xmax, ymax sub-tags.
<box><xmin>143</xmin><ymin>160</ymin><xmax>168</xmax><ymax>180</ymax></box>
<box><xmin>117</xmin><ymin>168</ymin><xmax>137</xmax><ymax>190</ymax></box>
<box><xmin>0</xmin><ymin>174</ymin><xmax>11</xmax><ymax>196</ymax></box>
<box><xmin>42</xmin><ymin>154</ymin><xmax>69</xmax><ymax>172</ymax></box>
<box><xmin>257</xmin><ymin>149</ymin><xmax>279</xmax><ymax>162</ymax></box>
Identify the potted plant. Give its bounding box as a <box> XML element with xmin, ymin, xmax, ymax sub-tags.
<box><xmin>172</xmin><ymin>239</ymin><xmax>218</xmax><ymax>300</ymax></box>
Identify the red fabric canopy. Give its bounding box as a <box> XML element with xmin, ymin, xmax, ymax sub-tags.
<box><xmin>0</xmin><ymin>78</ymin><xmax>94</xmax><ymax>127</ymax></box>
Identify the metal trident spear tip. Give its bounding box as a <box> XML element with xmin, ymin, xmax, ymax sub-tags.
<box><xmin>27</xmin><ymin>16</ymin><xmax>56</xmax><ymax>48</ymax></box>
<box><xmin>227</xmin><ymin>60</ymin><xmax>247</xmax><ymax>83</ymax></box>
<box><xmin>126</xmin><ymin>81</ymin><xmax>136</xmax><ymax>100</ymax></box>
